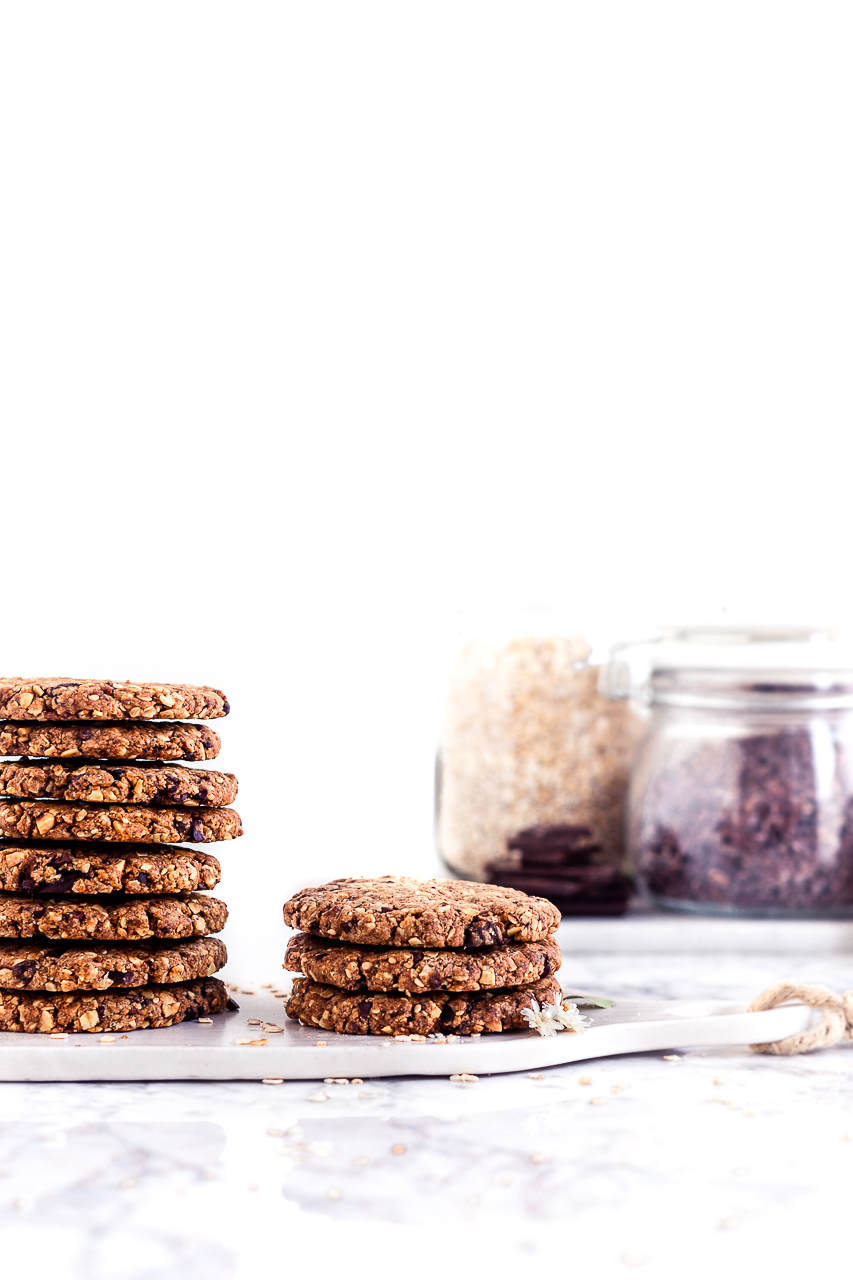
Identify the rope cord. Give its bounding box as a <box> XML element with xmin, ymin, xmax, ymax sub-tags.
<box><xmin>748</xmin><ymin>980</ymin><xmax>853</xmax><ymax>1055</ymax></box>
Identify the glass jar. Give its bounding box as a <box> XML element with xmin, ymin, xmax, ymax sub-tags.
<box><xmin>436</xmin><ymin>610</ymin><xmax>644</xmax><ymax>904</ymax></box>
<box><xmin>623</xmin><ymin>628</ymin><xmax>853</xmax><ymax>916</ymax></box>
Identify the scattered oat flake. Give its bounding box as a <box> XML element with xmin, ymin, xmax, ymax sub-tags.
<box><xmin>241</xmin><ymin>989</ymin><xmax>256</xmax><ymax>995</ymax></box>
<box><xmin>578</xmin><ymin>1075</ymin><xmax>593</xmax><ymax>1085</ymax></box>
<box><xmin>391</xmin><ymin>1143</ymin><xmax>407</xmax><ymax>1155</ymax></box>
<box><xmin>233</xmin><ymin>1037</ymin><xmax>267</xmax><ymax>1046</ymax></box>
<box><xmin>327</xmin><ymin>1187</ymin><xmax>343</xmax><ymax>1201</ymax></box>
<box><xmin>49</xmin><ymin>1032</ymin><xmax>67</xmax><ymax>1040</ymax></box>
<box><xmin>246</xmin><ymin>1018</ymin><xmax>262</xmax><ymax>1026</ymax></box>
<box><xmin>99</xmin><ymin>1035</ymin><xmax>115</xmax><ymax>1043</ymax></box>
<box><xmin>262</xmin><ymin>1078</ymin><xmax>284</xmax><ymax>1086</ymax></box>
<box><xmin>590</xmin><ymin>1097</ymin><xmax>606</xmax><ymax>1106</ymax></box>
<box><xmin>198</xmin><ymin>1018</ymin><xmax>213</xmax><ymax>1025</ymax></box>
<box><xmin>315</xmin><ymin>1041</ymin><xmax>326</xmax><ymax>1047</ymax></box>
<box><xmin>449</xmin><ymin>1072</ymin><xmax>478</xmax><ymax>1083</ymax></box>
<box><xmin>663</xmin><ymin>1054</ymin><xmax>682</xmax><ymax>1062</ymax></box>
<box><xmin>528</xmin><ymin>1073</ymin><xmax>544</xmax><ymax>1079</ymax></box>
<box><xmin>351</xmin><ymin>1078</ymin><xmax>364</xmax><ymax>1085</ymax></box>
<box><xmin>307</xmin><ymin>1092</ymin><xmax>329</xmax><ymax>1103</ymax></box>
<box><xmin>352</xmin><ymin>1156</ymin><xmax>369</xmax><ymax>1166</ymax></box>
<box><xmin>261</xmin><ymin>1022</ymin><xmax>284</xmax><ymax>1033</ymax></box>
<box><xmin>323</xmin><ymin>1077</ymin><xmax>350</xmax><ymax>1085</ymax></box>
<box><xmin>530</xmin><ymin>1153</ymin><xmax>546</xmax><ymax>1164</ymax></box>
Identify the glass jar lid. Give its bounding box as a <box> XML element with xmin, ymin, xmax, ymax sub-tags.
<box><xmin>602</xmin><ymin>625</ymin><xmax>853</xmax><ymax>710</ymax></box>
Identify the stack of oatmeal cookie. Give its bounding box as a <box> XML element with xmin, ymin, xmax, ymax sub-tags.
<box><xmin>0</xmin><ymin>677</ymin><xmax>241</xmax><ymax>1035</ymax></box>
<box><xmin>282</xmin><ymin>876</ymin><xmax>562</xmax><ymax>1036</ymax></box>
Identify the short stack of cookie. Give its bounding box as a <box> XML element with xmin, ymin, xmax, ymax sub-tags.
<box><xmin>282</xmin><ymin>876</ymin><xmax>562</xmax><ymax>1036</ymax></box>
<box><xmin>0</xmin><ymin>677</ymin><xmax>241</xmax><ymax>1034</ymax></box>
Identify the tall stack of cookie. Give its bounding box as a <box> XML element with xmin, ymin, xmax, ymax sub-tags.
<box><xmin>282</xmin><ymin>877</ymin><xmax>562</xmax><ymax>1036</ymax></box>
<box><xmin>0</xmin><ymin>678</ymin><xmax>241</xmax><ymax>1034</ymax></box>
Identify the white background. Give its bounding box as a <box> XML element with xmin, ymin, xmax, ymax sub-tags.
<box><xmin>1</xmin><ymin>2</ymin><xmax>852</xmax><ymax>976</ymax></box>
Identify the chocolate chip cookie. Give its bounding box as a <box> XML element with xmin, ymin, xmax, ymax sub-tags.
<box><xmin>0</xmin><ymin>893</ymin><xmax>228</xmax><ymax>941</ymax></box>
<box><xmin>285</xmin><ymin>975</ymin><xmax>563</xmax><ymax>1035</ymax></box>
<box><xmin>0</xmin><ymin>842</ymin><xmax>221</xmax><ymax>895</ymax></box>
<box><xmin>0</xmin><ymin>977</ymin><xmax>233</xmax><ymax>1033</ymax></box>
<box><xmin>0</xmin><ymin>800</ymin><xmax>242</xmax><ymax>844</ymax></box>
<box><xmin>0</xmin><ymin>678</ymin><xmax>229</xmax><ymax>722</ymax></box>
<box><xmin>0</xmin><ymin>760</ymin><xmax>238</xmax><ymax>807</ymax></box>
<box><xmin>0</xmin><ymin>935</ymin><xmax>226</xmax><ymax>991</ymax></box>
<box><xmin>0</xmin><ymin>721</ymin><xmax>221</xmax><ymax>761</ymax></box>
<box><xmin>282</xmin><ymin>877</ymin><xmax>561</xmax><ymax>948</ymax></box>
<box><xmin>284</xmin><ymin>932</ymin><xmax>562</xmax><ymax>993</ymax></box>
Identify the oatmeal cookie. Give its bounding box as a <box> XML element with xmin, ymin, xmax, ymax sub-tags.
<box><xmin>282</xmin><ymin>876</ymin><xmax>561</xmax><ymax>948</ymax></box>
<box><xmin>0</xmin><ymin>800</ymin><xmax>242</xmax><ymax>844</ymax></box>
<box><xmin>284</xmin><ymin>932</ymin><xmax>562</xmax><ymax>992</ymax></box>
<box><xmin>0</xmin><ymin>721</ymin><xmax>221</xmax><ymax>761</ymax></box>
<box><xmin>0</xmin><ymin>935</ymin><xmax>226</xmax><ymax>991</ymax></box>
<box><xmin>0</xmin><ymin>678</ymin><xmax>228</xmax><ymax>722</ymax></box>
<box><xmin>285</xmin><ymin>975</ymin><xmax>563</xmax><ymax>1035</ymax></box>
<box><xmin>0</xmin><ymin>977</ymin><xmax>233</xmax><ymax>1033</ymax></box>
<box><xmin>0</xmin><ymin>893</ymin><xmax>227</xmax><ymax>941</ymax></box>
<box><xmin>0</xmin><ymin>760</ymin><xmax>238</xmax><ymax>807</ymax></box>
<box><xmin>0</xmin><ymin>842</ymin><xmax>221</xmax><ymax>895</ymax></box>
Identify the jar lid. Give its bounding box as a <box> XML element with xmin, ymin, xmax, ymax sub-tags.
<box><xmin>602</xmin><ymin>625</ymin><xmax>853</xmax><ymax>708</ymax></box>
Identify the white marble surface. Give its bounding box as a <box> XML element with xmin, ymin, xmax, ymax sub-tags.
<box><xmin>3</xmin><ymin>922</ymin><xmax>853</xmax><ymax>1279</ymax></box>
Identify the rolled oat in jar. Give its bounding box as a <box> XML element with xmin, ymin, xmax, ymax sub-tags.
<box><xmin>436</xmin><ymin>619</ymin><xmax>642</xmax><ymax>886</ymax></box>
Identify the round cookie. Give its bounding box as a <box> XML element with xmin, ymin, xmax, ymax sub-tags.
<box><xmin>0</xmin><ymin>800</ymin><xmax>242</xmax><ymax>844</ymax></box>
<box><xmin>0</xmin><ymin>721</ymin><xmax>221</xmax><ymax>761</ymax></box>
<box><xmin>0</xmin><ymin>760</ymin><xmax>238</xmax><ymax>807</ymax></box>
<box><xmin>284</xmin><ymin>932</ymin><xmax>562</xmax><ymax>993</ymax></box>
<box><xmin>0</xmin><ymin>936</ymin><xmax>227</xmax><ymax>991</ymax></box>
<box><xmin>0</xmin><ymin>893</ymin><xmax>228</xmax><ymax>941</ymax></box>
<box><xmin>0</xmin><ymin>842</ymin><xmax>221</xmax><ymax>895</ymax></box>
<box><xmin>0</xmin><ymin>977</ymin><xmax>234</xmax><ymax>1033</ymax></box>
<box><xmin>285</xmin><ymin>975</ymin><xmax>564</xmax><ymax>1036</ymax></box>
<box><xmin>282</xmin><ymin>876</ymin><xmax>561</xmax><ymax>948</ymax></box>
<box><xmin>0</xmin><ymin>677</ymin><xmax>228</xmax><ymax>722</ymax></box>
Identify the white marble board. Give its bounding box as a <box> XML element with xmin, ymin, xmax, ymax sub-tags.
<box><xmin>0</xmin><ymin>988</ymin><xmax>817</xmax><ymax>1081</ymax></box>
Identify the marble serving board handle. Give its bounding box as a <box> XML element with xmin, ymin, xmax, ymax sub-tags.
<box><xmin>0</xmin><ymin>991</ymin><xmax>819</xmax><ymax>1081</ymax></box>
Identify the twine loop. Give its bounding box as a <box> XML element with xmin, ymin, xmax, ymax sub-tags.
<box><xmin>748</xmin><ymin>980</ymin><xmax>853</xmax><ymax>1055</ymax></box>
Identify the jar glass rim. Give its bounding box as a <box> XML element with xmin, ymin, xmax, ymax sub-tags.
<box><xmin>603</xmin><ymin>624</ymin><xmax>853</xmax><ymax>706</ymax></box>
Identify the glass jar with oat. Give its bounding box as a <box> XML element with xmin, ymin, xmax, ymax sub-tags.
<box><xmin>436</xmin><ymin>612</ymin><xmax>643</xmax><ymax>912</ymax></box>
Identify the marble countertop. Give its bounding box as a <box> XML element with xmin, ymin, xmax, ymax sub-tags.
<box><xmin>3</xmin><ymin>920</ymin><xmax>853</xmax><ymax>1279</ymax></box>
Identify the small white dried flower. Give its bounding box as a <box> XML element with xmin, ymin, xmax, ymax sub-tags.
<box><xmin>553</xmin><ymin>1000</ymin><xmax>588</xmax><ymax>1034</ymax></box>
<box><xmin>521</xmin><ymin>998</ymin><xmax>588</xmax><ymax>1037</ymax></box>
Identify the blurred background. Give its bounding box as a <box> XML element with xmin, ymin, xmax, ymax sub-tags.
<box><xmin>1</xmin><ymin>2</ymin><xmax>852</xmax><ymax>974</ymax></box>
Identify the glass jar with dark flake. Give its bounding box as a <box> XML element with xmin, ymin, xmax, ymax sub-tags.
<box><xmin>620</xmin><ymin>628</ymin><xmax>853</xmax><ymax>916</ymax></box>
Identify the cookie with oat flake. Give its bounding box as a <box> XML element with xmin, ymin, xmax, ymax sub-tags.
<box><xmin>0</xmin><ymin>799</ymin><xmax>242</xmax><ymax>844</ymax></box>
<box><xmin>0</xmin><ymin>760</ymin><xmax>237</xmax><ymax>807</ymax></box>
<box><xmin>0</xmin><ymin>720</ymin><xmax>222</xmax><ymax>761</ymax></box>
<box><xmin>0</xmin><ymin>977</ymin><xmax>233</xmax><ymax>1033</ymax></box>
<box><xmin>283</xmin><ymin>876</ymin><xmax>561</xmax><ymax>948</ymax></box>
<box><xmin>0</xmin><ymin>841</ymin><xmax>221</xmax><ymax>895</ymax></box>
<box><xmin>0</xmin><ymin>935</ymin><xmax>226</xmax><ymax>991</ymax></box>
<box><xmin>285</xmin><ymin>932</ymin><xmax>562</xmax><ymax>992</ymax></box>
<box><xmin>285</xmin><ymin>975</ymin><xmax>563</xmax><ymax>1036</ymax></box>
<box><xmin>0</xmin><ymin>677</ymin><xmax>228</xmax><ymax>721</ymax></box>
<box><xmin>0</xmin><ymin>892</ymin><xmax>228</xmax><ymax>941</ymax></box>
